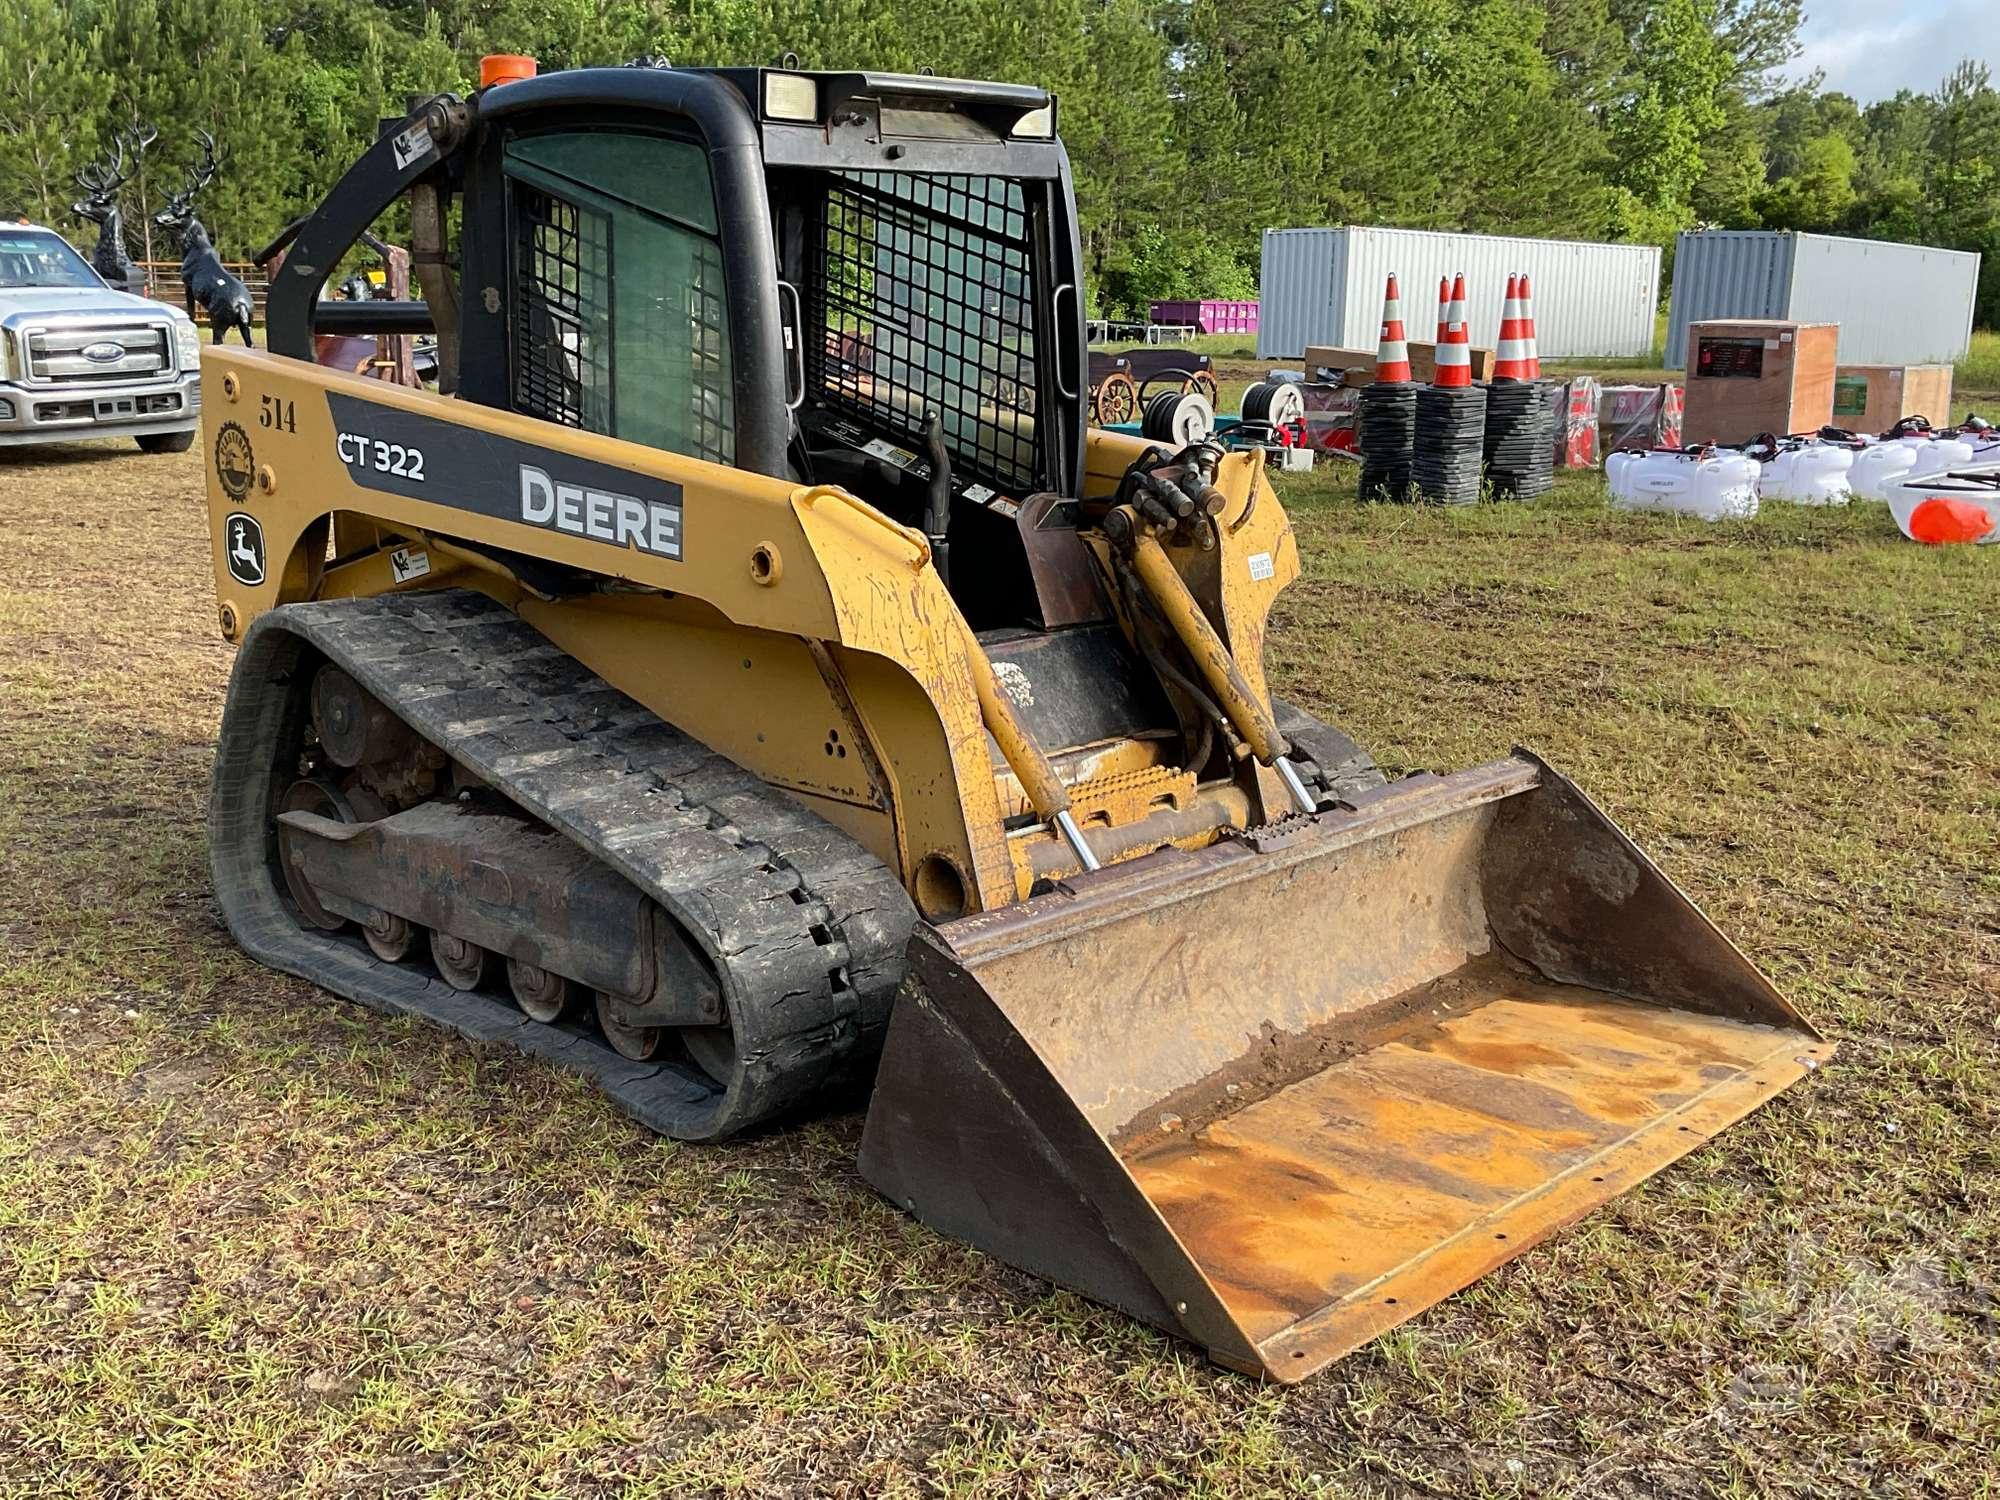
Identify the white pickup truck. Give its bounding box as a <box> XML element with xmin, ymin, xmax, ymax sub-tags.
<box><xmin>0</xmin><ymin>221</ymin><xmax>202</xmax><ymax>451</ymax></box>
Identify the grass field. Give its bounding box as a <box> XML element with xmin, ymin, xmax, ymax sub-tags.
<box><xmin>1</xmin><ymin>442</ymin><xmax>1996</xmax><ymax>1497</ymax></box>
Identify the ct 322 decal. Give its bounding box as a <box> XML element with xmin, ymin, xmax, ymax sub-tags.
<box><xmin>336</xmin><ymin>429</ymin><xmax>426</xmax><ymax>483</ymax></box>
<box><xmin>325</xmin><ymin>391</ymin><xmax>684</xmax><ymax>563</ymax></box>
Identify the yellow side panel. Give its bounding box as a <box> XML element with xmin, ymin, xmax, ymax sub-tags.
<box><xmin>199</xmin><ymin>348</ymin><xmax>1020</xmax><ymax>913</ymax></box>
<box><xmin>200</xmin><ymin>349</ymin><xmax>840</xmax><ymax>641</ymax></box>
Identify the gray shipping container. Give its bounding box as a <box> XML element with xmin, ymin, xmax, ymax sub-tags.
<box><xmin>1257</xmin><ymin>226</ymin><xmax>1661</xmax><ymax>363</ymax></box>
<box><xmin>1667</xmin><ymin>231</ymin><xmax>1981</xmax><ymax>369</ymax></box>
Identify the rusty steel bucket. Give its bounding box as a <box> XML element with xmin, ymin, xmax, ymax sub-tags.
<box><xmin>859</xmin><ymin>752</ymin><xmax>1830</xmax><ymax>1381</ymax></box>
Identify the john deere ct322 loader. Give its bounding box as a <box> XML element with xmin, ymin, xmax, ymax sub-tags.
<box><xmin>200</xmin><ymin>60</ymin><xmax>1828</xmax><ymax>1380</ymax></box>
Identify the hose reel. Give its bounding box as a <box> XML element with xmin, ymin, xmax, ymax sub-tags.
<box><xmin>1142</xmin><ymin>389</ymin><xmax>1216</xmax><ymax>446</ymax></box>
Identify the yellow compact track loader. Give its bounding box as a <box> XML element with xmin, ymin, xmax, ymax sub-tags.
<box><xmin>202</xmin><ymin>62</ymin><xmax>1827</xmax><ymax>1380</ymax></box>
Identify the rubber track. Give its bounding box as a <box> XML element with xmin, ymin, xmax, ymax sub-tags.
<box><xmin>211</xmin><ymin>589</ymin><xmax>917</xmax><ymax>1141</ymax></box>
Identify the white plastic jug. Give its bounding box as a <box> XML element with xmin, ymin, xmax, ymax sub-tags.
<box><xmin>1605</xmin><ymin>449</ymin><xmax>1643</xmax><ymax>501</ymax></box>
<box><xmin>1757</xmin><ymin>444</ymin><xmax>1854</xmax><ymax>505</ymax></box>
<box><xmin>1852</xmin><ymin>436</ymin><xmax>1976</xmax><ymax>502</ymax></box>
<box><xmin>1610</xmin><ymin>448</ymin><xmax>1759</xmax><ymax>521</ymax></box>
<box><xmin>1885</xmin><ymin>463</ymin><xmax>2000</xmax><ymax>545</ymax></box>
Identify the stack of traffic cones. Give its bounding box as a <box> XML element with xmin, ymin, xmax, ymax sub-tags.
<box><xmin>1375</xmin><ymin>273</ymin><xmax>1412</xmax><ymax>383</ymax></box>
<box><xmin>1358</xmin><ymin>273</ymin><xmax>1418</xmax><ymax>500</ymax></box>
<box><xmin>1415</xmin><ymin>271</ymin><xmax>1486</xmax><ymax>503</ymax></box>
<box><xmin>1482</xmin><ymin>271</ymin><xmax>1557</xmax><ymax>500</ymax></box>
<box><xmin>1431</xmin><ymin>272</ymin><xmax>1474</xmax><ymax>388</ymax></box>
<box><xmin>1493</xmin><ymin>275</ymin><xmax>1532</xmax><ymax>382</ymax></box>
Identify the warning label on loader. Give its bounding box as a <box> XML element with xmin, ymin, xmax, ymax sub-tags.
<box><xmin>326</xmin><ymin>392</ymin><xmax>684</xmax><ymax>564</ymax></box>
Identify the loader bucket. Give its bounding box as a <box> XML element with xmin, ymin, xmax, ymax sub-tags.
<box><xmin>859</xmin><ymin>752</ymin><xmax>1829</xmax><ymax>1381</ymax></box>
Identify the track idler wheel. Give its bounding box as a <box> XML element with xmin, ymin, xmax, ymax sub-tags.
<box><xmin>595</xmin><ymin>992</ymin><xmax>661</xmax><ymax>1061</ymax></box>
<box><xmin>429</xmin><ymin>930</ymin><xmax>492</xmax><ymax>991</ymax></box>
<box><xmin>508</xmin><ymin>960</ymin><xmax>577</xmax><ymax>1024</ymax></box>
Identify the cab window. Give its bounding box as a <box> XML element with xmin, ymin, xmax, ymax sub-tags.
<box><xmin>504</xmin><ymin>131</ymin><xmax>733</xmax><ymax>467</ymax></box>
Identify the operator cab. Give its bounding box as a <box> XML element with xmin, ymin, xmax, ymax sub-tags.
<box><xmin>376</xmin><ymin>64</ymin><xmax>1096</xmax><ymax>631</ymax></box>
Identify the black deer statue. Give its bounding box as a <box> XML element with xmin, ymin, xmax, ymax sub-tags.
<box><xmin>154</xmin><ymin>132</ymin><xmax>254</xmax><ymax>346</ymax></box>
<box><xmin>70</xmin><ymin>126</ymin><xmax>154</xmax><ymax>293</ymax></box>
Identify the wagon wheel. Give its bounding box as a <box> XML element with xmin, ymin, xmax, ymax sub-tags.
<box><xmin>1093</xmin><ymin>371</ymin><xmax>1138</xmax><ymax>425</ymax></box>
<box><xmin>1189</xmin><ymin>370</ymin><xmax>1220</xmax><ymax>406</ymax></box>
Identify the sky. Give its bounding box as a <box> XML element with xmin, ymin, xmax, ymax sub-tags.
<box><xmin>1787</xmin><ymin>0</ymin><xmax>2000</xmax><ymax>101</ymax></box>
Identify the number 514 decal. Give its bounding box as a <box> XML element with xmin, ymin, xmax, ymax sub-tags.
<box><xmin>336</xmin><ymin>430</ymin><xmax>426</xmax><ymax>482</ymax></box>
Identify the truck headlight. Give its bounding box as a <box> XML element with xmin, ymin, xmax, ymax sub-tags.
<box><xmin>0</xmin><ymin>330</ymin><xmax>15</xmax><ymax>382</ymax></box>
<box><xmin>175</xmin><ymin>319</ymin><xmax>201</xmax><ymax>372</ymax></box>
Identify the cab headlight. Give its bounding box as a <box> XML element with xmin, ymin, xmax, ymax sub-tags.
<box><xmin>763</xmin><ymin>71</ymin><xmax>819</xmax><ymax>123</ymax></box>
<box><xmin>175</xmin><ymin>318</ymin><xmax>201</xmax><ymax>372</ymax></box>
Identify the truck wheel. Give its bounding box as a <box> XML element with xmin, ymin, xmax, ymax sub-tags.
<box><xmin>138</xmin><ymin>431</ymin><xmax>195</xmax><ymax>454</ymax></box>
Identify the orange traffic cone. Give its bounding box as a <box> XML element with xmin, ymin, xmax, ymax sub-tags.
<box><xmin>1518</xmin><ymin>273</ymin><xmax>1542</xmax><ymax>379</ymax></box>
<box><xmin>1375</xmin><ymin>274</ymin><xmax>1412</xmax><ymax>383</ymax></box>
<box><xmin>1433</xmin><ymin>272</ymin><xmax>1473</xmax><ymax>388</ymax></box>
<box><xmin>1493</xmin><ymin>272</ymin><xmax>1532</xmax><ymax>381</ymax></box>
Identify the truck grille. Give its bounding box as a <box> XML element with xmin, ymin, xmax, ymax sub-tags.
<box><xmin>26</xmin><ymin>325</ymin><xmax>173</xmax><ymax>383</ymax></box>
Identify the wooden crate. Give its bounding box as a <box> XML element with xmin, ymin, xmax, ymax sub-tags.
<box><xmin>1831</xmin><ymin>364</ymin><xmax>1955</xmax><ymax>434</ymax></box>
<box><xmin>1681</xmin><ymin>319</ymin><xmax>1838</xmax><ymax>444</ymax></box>
<box><xmin>1303</xmin><ymin>342</ymin><xmax>1495</xmax><ymax>387</ymax></box>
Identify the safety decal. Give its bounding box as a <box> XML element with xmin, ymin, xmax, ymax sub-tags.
<box><xmin>391</xmin><ymin>123</ymin><xmax>437</xmax><ymax>172</ymax></box>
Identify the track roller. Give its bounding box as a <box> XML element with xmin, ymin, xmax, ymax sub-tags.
<box><xmin>508</xmin><ymin>960</ymin><xmax>577</xmax><ymax>1024</ymax></box>
<box><xmin>362</xmin><ymin>909</ymin><xmax>416</xmax><ymax>962</ymax></box>
<box><xmin>429</xmin><ymin>930</ymin><xmax>492</xmax><ymax>991</ymax></box>
<box><xmin>595</xmin><ymin>992</ymin><xmax>661</xmax><ymax>1061</ymax></box>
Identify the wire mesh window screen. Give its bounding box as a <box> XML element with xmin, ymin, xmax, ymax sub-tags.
<box><xmin>682</xmin><ymin>237</ymin><xmax>732</xmax><ymax>465</ymax></box>
<box><xmin>513</xmin><ymin>183</ymin><xmax>612</xmax><ymax>433</ymax></box>
<box><xmin>810</xmin><ymin>173</ymin><xmax>1041</xmax><ymax>494</ymax></box>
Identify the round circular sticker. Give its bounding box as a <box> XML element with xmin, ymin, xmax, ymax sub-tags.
<box><xmin>214</xmin><ymin>421</ymin><xmax>255</xmax><ymax>503</ymax></box>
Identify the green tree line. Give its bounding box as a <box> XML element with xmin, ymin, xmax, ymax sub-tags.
<box><xmin>1</xmin><ymin>0</ymin><xmax>1994</xmax><ymax>323</ymax></box>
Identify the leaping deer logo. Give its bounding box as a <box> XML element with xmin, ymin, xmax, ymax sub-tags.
<box><xmin>226</xmin><ymin>513</ymin><xmax>265</xmax><ymax>584</ymax></box>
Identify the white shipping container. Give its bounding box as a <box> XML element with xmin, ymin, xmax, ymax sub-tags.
<box><xmin>1257</xmin><ymin>226</ymin><xmax>1661</xmax><ymax>362</ymax></box>
<box><xmin>1667</xmin><ymin>231</ymin><xmax>1981</xmax><ymax>369</ymax></box>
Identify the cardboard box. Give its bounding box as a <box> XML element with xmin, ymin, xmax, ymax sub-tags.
<box><xmin>1305</xmin><ymin>342</ymin><xmax>1496</xmax><ymax>387</ymax></box>
<box><xmin>1831</xmin><ymin>364</ymin><xmax>1955</xmax><ymax>434</ymax></box>
<box><xmin>1682</xmin><ymin>319</ymin><xmax>1838</xmax><ymax>445</ymax></box>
